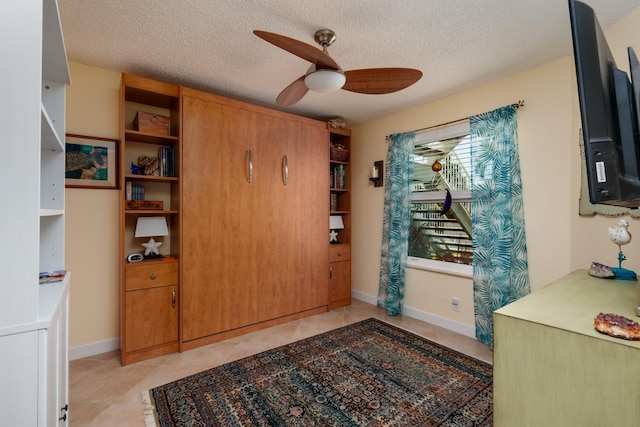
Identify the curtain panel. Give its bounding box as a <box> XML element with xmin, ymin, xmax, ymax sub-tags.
<box><xmin>378</xmin><ymin>131</ymin><xmax>415</xmax><ymax>316</ymax></box>
<box><xmin>470</xmin><ymin>105</ymin><xmax>531</xmax><ymax>348</ymax></box>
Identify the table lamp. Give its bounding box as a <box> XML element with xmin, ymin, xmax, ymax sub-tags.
<box><xmin>135</xmin><ymin>216</ymin><xmax>169</xmax><ymax>258</ymax></box>
<box><xmin>330</xmin><ymin>215</ymin><xmax>344</xmax><ymax>244</ymax></box>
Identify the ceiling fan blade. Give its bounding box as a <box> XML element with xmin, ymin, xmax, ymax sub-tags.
<box><xmin>342</xmin><ymin>68</ymin><xmax>423</xmax><ymax>94</ymax></box>
<box><xmin>254</xmin><ymin>30</ymin><xmax>340</xmax><ymax>70</ymax></box>
<box><xmin>276</xmin><ymin>76</ymin><xmax>309</xmax><ymax>106</ymax></box>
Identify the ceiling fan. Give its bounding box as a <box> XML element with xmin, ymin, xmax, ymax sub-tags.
<box><xmin>253</xmin><ymin>29</ymin><xmax>423</xmax><ymax>107</ymax></box>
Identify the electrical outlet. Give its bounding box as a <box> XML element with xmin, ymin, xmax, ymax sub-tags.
<box><xmin>452</xmin><ymin>297</ymin><xmax>461</xmax><ymax>312</ymax></box>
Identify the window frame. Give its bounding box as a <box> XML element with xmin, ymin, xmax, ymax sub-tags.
<box><xmin>408</xmin><ymin>120</ymin><xmax>473</xmax><ymax>277</ymax></box>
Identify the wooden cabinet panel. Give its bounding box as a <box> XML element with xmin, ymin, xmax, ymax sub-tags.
<box><xmin>125</xmin><ymin>285</ymin><xmax>178</xmax><ymax>352</ymax></box>
<box><xmin>182</xmin><ymin>95</ymin><xmax>262</xmax><ymax>340</ymax></box>
<box><xmin>329</xmin><ymin>261</ymin><xmax>351</xmax><ymax>308</ymax></box>
<box><xmin>264</xmin><ymin>118</ymin><xmax>329</xmax><ymax>320</ymax></box>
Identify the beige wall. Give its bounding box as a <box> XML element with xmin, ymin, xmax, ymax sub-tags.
<box><xmin>351</xmin><ymin>5</ymin><xmax>640</xmax><ymax>330</ymax></box>
<box><xmin>351</xmin><ymin>58</ymin><xmax>573</xmax><ymax>329</ymax></box>
<box><xmin>65</xmin><ymin>62</ymin><xmax>121</xmax><ymax>347</ymax></box>
<box><xmin>64</xmin><ymin>6</ymin><xmax>640</xmax><ymax>348</ymax></box>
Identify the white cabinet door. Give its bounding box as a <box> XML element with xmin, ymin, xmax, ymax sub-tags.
<box><xmin>0</xmin><ymin>332</ymin><xmax>39</xmax><ymax>426</ymax></box>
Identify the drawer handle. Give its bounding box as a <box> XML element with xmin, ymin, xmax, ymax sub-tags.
<box><xmin>172</xmin><ymin>290</ymin><xmax>176</xmax><ymax>308</ymax></box>
<box><xmin>150</xmin><ymin>274</ymin><xmax>157</xmax><ymax>280</ymax></box>
<box><xmin>337</xmin><ymin>252</ymin><xmax>342</xmax><ymax>257</ymax></box>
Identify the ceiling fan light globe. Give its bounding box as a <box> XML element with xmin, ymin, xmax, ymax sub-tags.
<box><xmin>304</xmin><ymin>70</ymin><xmax>345</xmax><ymax>93</ymax></box>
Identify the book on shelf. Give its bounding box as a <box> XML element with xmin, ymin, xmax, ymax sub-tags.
<box><xmin>331</xmin><ymin>164</ymin><xmax>346</xmax><ymax>189</ymax></box>
<box><xmin>130</xmin><ymin>184</ymin><xmax>145</xmax><ymax>200</ymax></box>
<box><xmin>330</xmin><ymin>193</ymin><xmax>338</xmax><ymax>211</ymax></box>
<box><xmin>158</xmin><ymin>146</ymin><xmax>176</xmax><ymax>177</ymax></box>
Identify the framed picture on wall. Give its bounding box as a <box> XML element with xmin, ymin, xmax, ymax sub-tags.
<box><xmin>65</xmin><ymin>134</ymin><xmax>119</xmax><ymax>189</ymax></box>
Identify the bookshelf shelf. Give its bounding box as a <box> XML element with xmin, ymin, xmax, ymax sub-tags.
<box><xmin>124</xmin><ymin>209</ymin><xmax>179</xmax><ymax>215</ymax></box>
<box><xmin>125</xmin><ymin>130</ymin><xmax>179</xmax><ymax>145</ymax></box>
<box><xmin>125</xmin><ymin>174</ymin><xmax>179</xmax><ymax>182</ymax></box>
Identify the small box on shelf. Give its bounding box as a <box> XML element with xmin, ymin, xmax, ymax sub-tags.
<box><xmin>133</xmin><ymin>111</ymin><xmax>170</xmax><ymax>136</ymax></box>
<box><xmin>125</xmin><ymin>200</ymin><xmax>163</xmax><ymax>210</ymax></box>
<box><xmin>330</xmin><ymin>143</ymin><xmax>349</xmax><ymax>162</ymax></box>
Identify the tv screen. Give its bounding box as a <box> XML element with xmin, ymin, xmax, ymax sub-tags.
<box><xmin>568</xmin><ymin>0</ymin><xmax>640</xmax><ymax>208</ymax></box>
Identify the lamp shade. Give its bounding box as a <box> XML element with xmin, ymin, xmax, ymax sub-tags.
<box><xmin>135</xmin><ymin>216</ymin><xmax>169</xmax><ymax>238</ymax></box>
<box><xmin>304</xmin><ymin>69</ymin><xmax>346</xmax><ymax>93</ymax></box>
<box><xmin>329</xmin><ymin>215</ymin><xmax>344</xmax><ymax>230</ymax></box>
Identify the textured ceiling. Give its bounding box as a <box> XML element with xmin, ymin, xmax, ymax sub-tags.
<box><xmin>58</xmin><ymin>0</ymin><xmax>640</xmax><ymax>127</ymax></box>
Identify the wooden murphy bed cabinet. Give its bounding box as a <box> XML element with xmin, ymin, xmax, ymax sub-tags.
<box><xmin>180</xmin><ymin>88</ymin><xmax>329</xmax><ymax>347</ymax></box>
<box><xmin>119</xmin><ymin>75</ymin><xmax>350</xmax><ymax>361</ymax></box>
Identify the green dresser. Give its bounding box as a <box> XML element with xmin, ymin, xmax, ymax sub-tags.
<box><xmin>494</xmin><ymin>270</ymin><xmax>640</xmax><ymax>426</ymax></box>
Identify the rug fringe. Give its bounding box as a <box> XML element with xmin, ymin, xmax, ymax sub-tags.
<box><xmin>141</xmin><ymin>390</ymin><xmax>159</xmax><ymax>427</ymax></box>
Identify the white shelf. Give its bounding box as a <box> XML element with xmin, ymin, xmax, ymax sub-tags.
<box><xmin>42</xmin><ymin>0</ymin><xmax>70</xmax><ymax>85</ymax></box>
<box><xmin>40</xmin><ymin>105</ymin><xmax>64</xmax><ymax>151</ymax></box>
<box><xmin>40</xmin><ymin>209</ymin><xmax>64</xmax><ymax>217</ymax></box>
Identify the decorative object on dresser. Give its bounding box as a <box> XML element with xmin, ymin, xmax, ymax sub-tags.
<box><xmin>145</xmin><ymin>318</ymin><xmax>493</xmax><ymax>427</ymax></box>
<box><xmin>135</xmin><ymin>217</ymin><xmax>169</xmax><ymax>258</ymax></box>
<box><xmin>608</xmin><ymin>219</ymin><xmax>637</xmax><ymax>280</ymax></box>
<box><xmin>65</xmin><ymin>134</ymin><xmax>119</xmax><ymax>188</ymax></box>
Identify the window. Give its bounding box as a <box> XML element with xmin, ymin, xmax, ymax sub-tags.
<box><xmin>408</xmin><ymin>120</ymin><xmax>473</xmax><ymax>276</ymax></box>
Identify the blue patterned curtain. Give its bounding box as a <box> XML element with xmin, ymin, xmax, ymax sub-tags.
<box><xmin>378</xmin><ymin>132</ymin><xmax>415</xmax><ymax>316</ymax></box>
<box><xmin>470</xmin><ymin>105</ymin><xmax>531</xmax><ymax>348</ymax></box>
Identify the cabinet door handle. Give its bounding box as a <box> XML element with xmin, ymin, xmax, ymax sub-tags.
<box><xmin>282</xmin><ymin>155</ymin><xmax>288</xmax><ymax>186</ymax></box>
<box><xmin>329</xmin><ymin>266</ymin><xmax>333</xmax><ymax>279</ymax></box>
<box><xmin>172</xmin><ymin>290</ymin><xmax>176</xmax><ymax>308</ymax></box>
<box><xmin>59</xmin><ymin>404</ymin><xmax>68</xmax><ymax>422</ymax></box>
<box><xmin>247</xmin><ymin>150</ymin><xmax>253</xmax><ymax>183</ymax></box>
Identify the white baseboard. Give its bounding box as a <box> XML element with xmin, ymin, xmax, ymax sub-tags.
<box><xmin>351</xmin><ymin>290</ymin><xmax>476</xmax><ymax>338</ymax></box>
<box><xmin>68</xmin><ymin>293</ymin><xmax>475</xmax><ymax>360</ymax></box>
<box><xmin>69</xmin><ymin>337</ymin><xmax>119</xmax><ymax>361</ymax></box>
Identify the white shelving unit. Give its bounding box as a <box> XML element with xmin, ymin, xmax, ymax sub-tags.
<box><xmin>0</xmin><ymin>0</ymin><xmax>71</xmax><ymax>425</ymax></box>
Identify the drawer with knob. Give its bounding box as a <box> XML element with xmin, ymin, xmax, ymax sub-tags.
<box><xmin>329</xmin><ymin>244</ymin><xmax>351</xmax><ymax>263</ymax></box>
<box><xmin>125</xmin><ymin>259</ymin><xmax>178</xmax><ymax>291</ymax></box>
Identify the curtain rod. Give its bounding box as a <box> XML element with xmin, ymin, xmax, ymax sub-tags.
<box><xmin>385</xmin><ymin>100</ymin><xmax>525</xmax><ymax>140</ymax></box>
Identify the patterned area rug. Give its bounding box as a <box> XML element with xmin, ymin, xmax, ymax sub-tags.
<box><xmin>144</xmin><ymin>318</ymin><xmax>492</xmax><ymax>426</ymax></box>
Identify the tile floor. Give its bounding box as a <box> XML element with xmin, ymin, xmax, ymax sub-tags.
<box><xmin>69</xmin><ymin>299</ymin><xmax>493</xmax><ymax>426</ymax></box>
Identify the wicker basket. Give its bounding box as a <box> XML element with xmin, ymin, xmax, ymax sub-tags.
<box><xmin>330</xmin><ymin>144</ymin><xmax>349</xmax><ymax>162</ymax></box>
